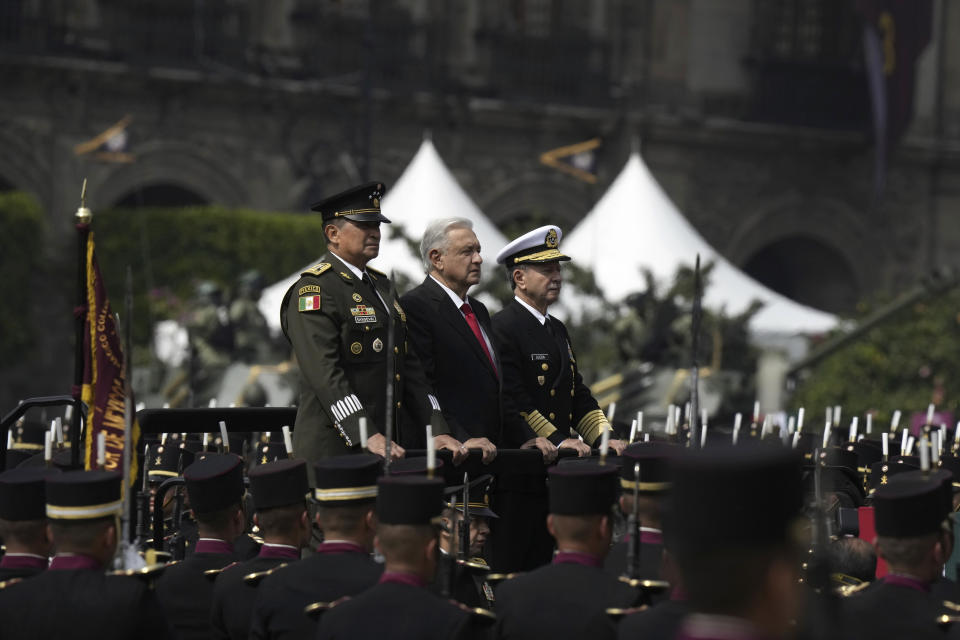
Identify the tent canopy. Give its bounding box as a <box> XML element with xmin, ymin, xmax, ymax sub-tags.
<box><xmin>562</xmin><ymin>153</ymin><xmax>837</xmax><ymax>334</ymax></box>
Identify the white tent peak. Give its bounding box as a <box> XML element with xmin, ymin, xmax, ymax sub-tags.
<box><xmin>562</xmin><ymin>152</ymin><xmax>837</xmax><ymax>334</ymax></box>
<box><xmin>258</xmin><ymin>138</ymin><xmax>508</xmax><ymax>330</ymax></box>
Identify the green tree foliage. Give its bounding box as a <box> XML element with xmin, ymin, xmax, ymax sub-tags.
<box><xmin>792</xmin><ymin>292</ymin><xmax>960</xmax><ymax>424</ymax></box>
<box><xmin>94</xmin><ymin>206</ymin><xmax>328</xmax><ymax>345</ymax></box>
<box><xmin>0</xmin><ymin>191</ymin><xmax>45</xmax><ymax>361</ymax></box>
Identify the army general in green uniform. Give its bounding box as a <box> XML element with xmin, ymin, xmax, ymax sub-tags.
<box><xmin>280</xmin><ymin>182</ymin><xmax>465</xmax><ymax>468</ymax></box>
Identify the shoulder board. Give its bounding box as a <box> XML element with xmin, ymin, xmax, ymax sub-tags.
<box><xmin>244</xmin><ymin>563</ymin><xmax>287</xmax><ymax>586</ymax></box>
<box><xmin>837</xmin><ymin>581</ymin><xmax>871</xmax><ymax>597</ymax></box>
<box><xmin>366</xmin><ymin>266</ymin><xmax>386</xmax><ymax>278</ymax></box>
<box><xmin>453</xmin><ymin>603</ymin><xmax>496</xmax><ymax>623</ymax></box>
<box><xmin>301</xmin><ymin>263</ymin><xmax>332</xmax><ymax>277</ymax></box>
<box><xmin>248</xmin><ymin>533</ymin><xmax>265</xmax><ymax>545</ymax></box>
<box><xmin>0</xmin><ymin>577</ymin><xmax>22</xmax><ymax>590</ymax></box>
<box><xmin>618</xmin><ymin>576</ymin><xmax>670</xmax><ymax>592</ymax></box>
<box><xmin>606</xmin><ymin>606</ymin><xmax>646</xmax><ymax>619</ymax></box>
<box><xmin>457</xmin><ymin>558</ymin><xmax>490</xmax><ymax>571</ymax></box>
<box><xmin>486</xmin><ymin>572</ymin><xmax>520</xmax><ymax>583</ymax></box>
<box><xmin>944</xmin><ymin>601</ymin><xmax>960</xmax><ymax>613</ymax></box>
<box><xmin>304</xmin><ymin>601</ymin><xmax>334</xmax><ymax>619</ymax></box>
<box><xmin>108</xmin><ymin>563</ymin><xmax>167</xmax><ymax>581</ymax></box>
<box><xmin>204</xmin><ymin>562</ymin><xmax>237</xmax><ymax>579</ymax></box>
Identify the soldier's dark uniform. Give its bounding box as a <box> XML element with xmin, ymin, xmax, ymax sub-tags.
<box><xmin>211</xmin><ymin>459</ymin><xmax>309</xmax><ymax>640</ymax></box>
<box><xmin>280</xmin><ymin>182</ymin><xmax>449</xmax><ymax>464</ymax></box>
<box><xmin>0</xmin><ymin>470</ymin><xmax>174</xmax><ymax>640</ymax></box>
<box><xmin>316</xmin><ymin>476</ymin><xmax>485</xmax><ymax>640</ymax></box>
<box><xmin>435</xmin><ymin>476</ymin><xmax>498</xmax><ymax>610</ymax></box>
<box><xmin>491</xmin><ymin>226</ymin><xmax>611</xmax><ymax>447</ymax></box>
<box><xmin>0</xmin><ymin>467</ymin><xmax>57</xmax><ymax>581</ymax></box>
<box><xmin>494</xmin><ymin>463</ymin><xmax>640</xmax><ymax>640</ymax></box>
<box><xmin>840</xmin><ymin>469</ymin><xmax>956</xmax><ymax>640</ymax></box>
<box><xmin>604</xmin><ymin>442</ymin><xmax>674</xmax><ymax>591</ymax></box>
<box><xmin>250</xmin><ymin>455</ymin><xmax>384</xmax><ymax>640</ymax></box>
<box><xmin>155</xmin><ymin>454</ymin><xmax>245</xmax><ymax>640</ymax></box>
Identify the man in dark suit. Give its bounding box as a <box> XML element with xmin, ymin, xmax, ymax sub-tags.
<box><xmin>401</xmin><ymin>218</ymin><xmax>556</xmax><ymax>458</ymax></box>
<box><xmin>210</xmin><ymin>458</ymin><xmax>311</xmax><ymax>640</ymax></box>
<box><xmin>249</xmin><ymin>454</ymin><xmax>384</xmax><ymax>640</ymax></box>
<box><xmin>280</xmin><ymin>182</ymin><xmax>464</xmax><ymax>468</ymax></box>
<box><xmin>492</xmin><ymin>225</ymin><xmax>626</xmax><ymax>457</ymax></box>
<box><xmin>155</xmin><ymin>453</ymin><xmax>247</xmax><ymax>640</ymax></box>
<box><xmin>0</xmin><ymin>469</ymin><xmax>173</xmax><ymax>639</ymax></box>
<box><xmin>0</xmin><ymin>467</ymin><xmax>57</xmax><ymax>581</ymax></box>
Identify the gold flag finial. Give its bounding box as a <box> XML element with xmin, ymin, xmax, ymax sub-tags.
<box><xmin>75</xmin><ymin>178</ymin><xmax>92</xmax><ymax>224</ymax></box>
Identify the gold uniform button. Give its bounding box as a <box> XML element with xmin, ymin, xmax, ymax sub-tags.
<box><xmin>570</xmin><ymin>389</ymin><xmax>575</xmax><ymax>397</ymax></box>
<box><xmin>549</xmin><ymin>412</ymin><xmax>555</xmax><ymax>420</ymax></box>
<box><xmin>394</xmin><ymin>346</ymin><xmax>399</xmax><ymax>354</ymax></box>
<box><xmin>550</xmin><ymin>389</ymin><xmax>556</xmax><ymax>397</ymax></box>
<box><xmin>395</xmin><ymin>374</ymin><xmax>401</xmax><ymax>381</ymax></box>
<box><xmin>568</xmin><ymin>413</ymin><xmax>573</xmax><ymax>420</ymax></box>
<box><xmin>541</xmin><ymin>363</ymin><xmax>549</xmax><ymax>371</ymax></box>
<box><xmin>396</xmin><ymin>401</ymin><xmax>402</xmax><ymax>408</ymax></box>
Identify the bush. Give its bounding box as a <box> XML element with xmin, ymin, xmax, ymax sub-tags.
<box><xmin>0</xmin><ymin>192</ymin><xmax>45</xmax><ymax>361</ymax></box>
<box><xmin>93</xmin><ymin>206</ymin><xmax>328</xmax><ymax>345</ymax></box>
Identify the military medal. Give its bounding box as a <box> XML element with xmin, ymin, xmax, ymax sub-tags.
<box><xmin>350</xmin><ymin>342</ymin><xmax>362</xmax><ymax>355</ymax></box>
<box><xmin>537</xmin><ymin>375</ymin><xmax>545</xmax><ymax>386</ymax></box>
<box><xmin>372</xmin><ymin>338</ymin><xmax>383</xmax><ymax>352</ymax></box>
<box><xmin>352</xmin><ymin>292</ymin><xmax>363</xmax><ymax>302</ymax></box>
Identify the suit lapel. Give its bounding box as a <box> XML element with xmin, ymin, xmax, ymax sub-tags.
<box><xmin>510</xmin><ymin>300</ymin><xmax>562</xmax><ymax>386</ymax></box>
<box><xmin>426</xmin><ymin>278</ymin><xmax>497</xmax><ymax>378</ymax></box>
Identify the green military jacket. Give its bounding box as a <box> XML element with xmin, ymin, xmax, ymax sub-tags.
<box><xmin>281</xmin><ymin>252</ymin><xmax>448</xmax><ymax>462</ymax></box>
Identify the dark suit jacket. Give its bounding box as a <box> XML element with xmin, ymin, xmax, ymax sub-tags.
<box><xmin>401</xmin><ymin>277</ymin><xmax>514</xmax><ymax>447</ymax></box>
<box><xmin>492</xmin><ymin>299</ymin><xmax>605</xmax><ymax>447</ymax></box>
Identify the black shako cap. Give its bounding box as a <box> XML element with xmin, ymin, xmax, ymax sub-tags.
<box><xmin>376</xmin><ymin>476</ymin><xmax>444</xmax><ymax>525</ymax></box>
<box><xmin>249</xmin><ymin>458</ymin><xmax>309</xmax><ymax>511</ymax></box>
<box><xmin>547</xmin><ymin>460</ymin><xmax>619</xmax><ymax>515</ymax></box>
<box><xmin>46</xmin><ymin>470</ymin><xmax>123</xmax><ymax>521</ymax></box>
<box><xmin>183</xmin><ymin>453</ymin><xmax>244</xmax><ymax>515</ymax></box>
<box><xmin>874</xmin><ymin>470</ymin><xmax>951</xmax><ymax>537</ymax></box>
<box><xmin>666</xmin><ymin>445</ymin><xmax>802</xmax><ymax>554</ymax></box>
<box><xmin>0</xmin><ymin>466</ymin><xmax>60</xmax><ymax>521</ymax></box>
<box><xmin>619</xmin><ymin>442</ymin><xmax>677</xmax><ymax>493</ymax></box>
<box><xmin>310</xmin><ymin>182</ymin><xmax>390</xmax><ymax>224</ymax></box>
<box><xmin>313</xmin><ymin>454</ymin><xmax>382</xmax><ymax>504</ymax></box>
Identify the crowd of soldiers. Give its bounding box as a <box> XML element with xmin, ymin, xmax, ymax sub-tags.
<box><xmin>1</xmin><ymin>180</ymin><xmax>959</xmax><ymax>639</ymax></box>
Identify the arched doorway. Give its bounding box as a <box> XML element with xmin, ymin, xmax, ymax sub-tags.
<box><xmin>742</xmin><ymin>235</ymin><xmax>859</xmax><ymax>314</ymax></box>
<box><xmin>111</xmin><ymin>183</ymin><xmax>210</xmax><ymax>208</ymax></box>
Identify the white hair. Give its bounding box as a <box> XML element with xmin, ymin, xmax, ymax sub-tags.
<box><xmin>419</xmin><ymin>218</ymin><xmax>474</xmax><ymax>273</ymax></box>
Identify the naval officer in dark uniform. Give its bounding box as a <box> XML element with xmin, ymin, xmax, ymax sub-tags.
<box><xmin>0</xmin><ymin>467</ymin><xmax>57</xmax><ymax>581</ymax></box>
<box><xmin>211</xmin><ymin>458</ymin><xmax>311</xmax><ymax>640</ymax></box>
<box><xmin>249</xmin><ymin>454</ymin><xmax>384</xmax><ymax>640</ymax></box>
<box><xmin>280</xmin><ymin>182</ymin><xmax>464</xmax><ymax>467</ymax></box>
<box><xmin>491</xmin><ymin>225</ymin><xmax>626</xmax><ymax>456</ymax></box>
<box><xmin>0</xmin><ymin>469</ymin><xmax>173</xmax><ymax>639</ymax></box>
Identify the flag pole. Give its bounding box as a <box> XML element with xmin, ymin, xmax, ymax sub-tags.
<box><xmin>72</xmin><ymin>180</ymin><xmax>92</xmax><ymax>469</ymax></box>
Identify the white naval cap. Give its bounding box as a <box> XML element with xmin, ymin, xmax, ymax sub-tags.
<box><xmin>495</xmin><ymin>225</ymin><xmax>571</xmax><ymax>267</ymax></box>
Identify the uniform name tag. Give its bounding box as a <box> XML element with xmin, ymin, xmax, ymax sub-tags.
<box><xmin>531</xmin><ymin>353</ymin><xmax>549</xmax><ymax>361</ymax></box>
<box><xmin>354</xmin><ymin>315</ymin><xmax>377</xmax><ymax>324</ymax></box>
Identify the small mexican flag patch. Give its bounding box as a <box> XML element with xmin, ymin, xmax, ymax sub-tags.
<box><xmin>299</xmin><ymin>295</ymin><xmax>321</xmax><ymax>312</ymax></box>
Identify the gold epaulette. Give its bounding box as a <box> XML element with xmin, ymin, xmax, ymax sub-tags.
<box><xmin>458</xmin><ymin>604</ymin><xmax>496</xmax><ymax>623</ymax></box>
<box><xmin>939</xmin><ymin>615</ymin><xmax>960</xmax><ymax>627</ymax></box>
<box><xmin>0</xmin><ymin>577</ymin><xmax>22</xmax><ymax>590</ymax></box>
<box><xmin>943</xmin><ymin>600</ymin><xmax>960</xmax><ymax>612</ymax></box>
<box><xmin>366</xmin><ymin>266</ymin><xmax>386</xmax><ymax>279</ymax></box>
<box><xmin>301</xmin><ymin>263</ymin><xmax>332</xmax><ymax>277</ymax></box>
<box><xmin>204</xmin><ymin>562</ymin><xmax>236</xmax><ymax>579</ymax></box>
<box><xmin>837</xmin><ymin>581</ymin><xmax>871</xmax><ymax>597</ymax></box>
<box><xmin>618</xmin><ymin>576</ymin><xmax>670</xmax><ymax>592</ymax></box>
<box><xmin>606</xmin><ymin>606</ymin><xmax>646</xmax><ymax>619</ymax></box>
<box><xmin>108</xmin><ymin>563</ymin><xmax>167</xmax><ymax>581</ymax></box>
<box><xmin>138</xmin><ymin>548</ymin><xmax>172</xmax><ymax>565</ymax></box>
<box><xmin>304</xmin><ymin>601</ymin><xmax>334</xmax><ymax>619</ymax></box>
<box><xmin>244</xmin><ymin>563</ymin><xmax>288</xmax><ymax>586</ymax></box>
<box><xmin>457</xmin><ymin>558</ymin><xmax>490</xmax><ymax>571</ymax></box>
<box><xmin>486</xmin><ymin>572</ymin><xmax>520</xmax><ymax>583</ymax></box>
<box><xmin>248</xmin><ymin>533</ymin><xmax>265</xmax><ymax>545</ymax></box>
